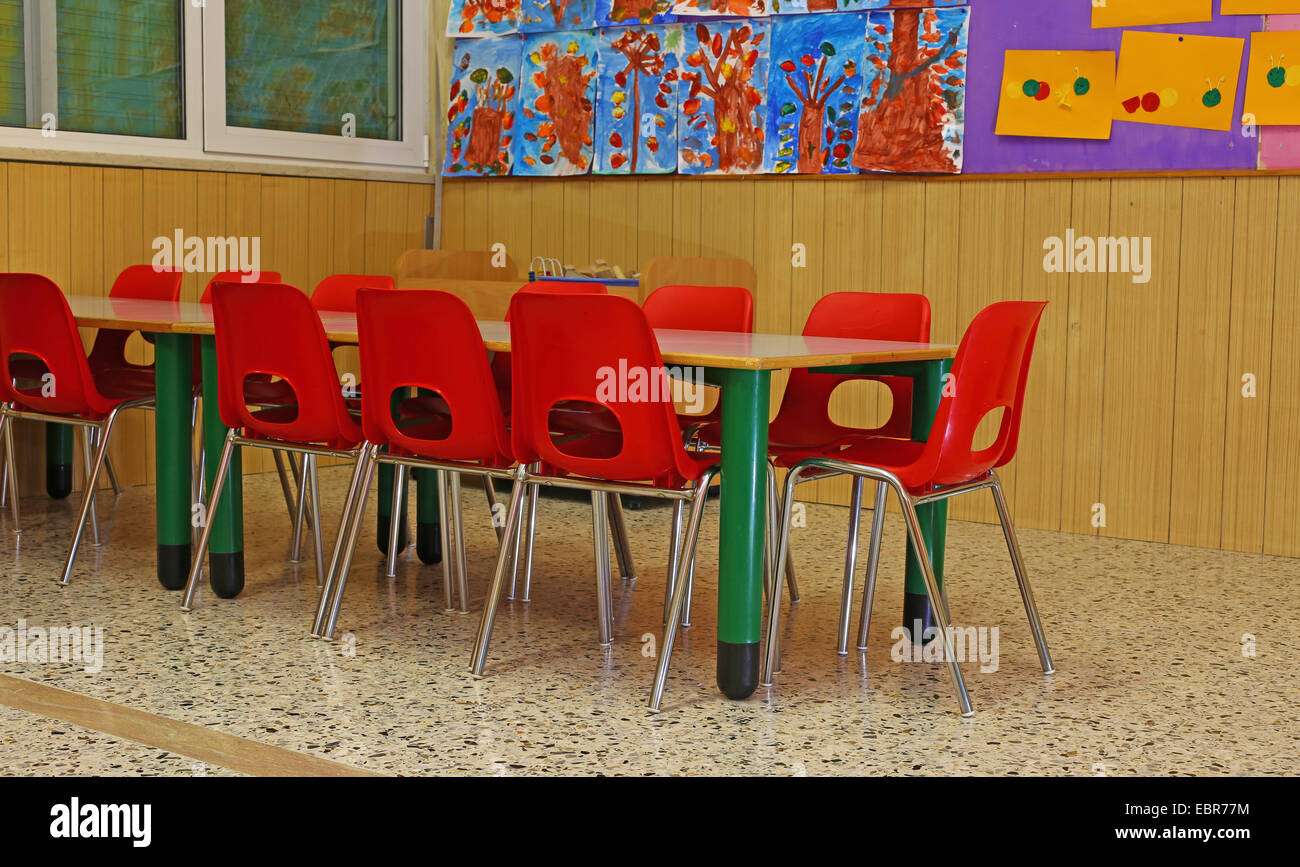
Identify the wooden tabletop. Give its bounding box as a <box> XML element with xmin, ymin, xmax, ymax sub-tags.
<box><xmin>67</xmin><ymin>295</ymin><xmax>956</xmax><ymax>371</ymax></box>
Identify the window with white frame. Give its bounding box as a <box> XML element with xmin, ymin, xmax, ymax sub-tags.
<box><xmin>0</xmin><ymin>0</ymin><xmax>429</xmax><ymax>170</ymax></box>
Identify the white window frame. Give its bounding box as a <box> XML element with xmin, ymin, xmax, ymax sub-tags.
<box><xmin>200</xmin><ymin>0</ymin><xmax>428</xmax><ymax>169</ymax></box>
<box><xmin>0</xmin><ymin>0</ymin><xmax>429</xmax><ymax>172</ymax></box>
<box><xmin>0</xmin><ymin>0</ymin><xmax>204</xmax><ymax>160</ymax></box>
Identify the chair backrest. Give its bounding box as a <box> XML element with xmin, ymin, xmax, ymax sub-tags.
<box><xmin>88</xmin><ymin>265</ymin><xmax>186</xmax><ymax>370</ymax></box>
<box><xmin>395</xmin><ymin>249</ymin><xmax>519</xmax><ymax>283</ymax></box>
<box><xmin>110</xmin><ymin>264</ymin><xmax>185</xmax><ymax>301</ymax></box>
<box><xmin>210</xmin><ymin>281</ymin><xmax>358</xmax><ymax>447</ymax></box>
<box><xmin>311</xmin><ymin>274</ymin><xmax>396</xmax><ymax>313</ymax></box>
<box><xmin>508</xmin><ymin>292</ymin><xmax>698</xmax><ymax>485</ymax></box>
<box><xmin>640</xmin><ymin>256</ymin><xmax>757</xmax><ymax>303</ymax></box>
<box><xmin>0</xmin><ymin>273</ymin><xmax>102</xmax><ymax>415</ymax></box>
<box><xmin>642</xmin><ymin>284</ymin><xmax>754</xmax><ymax>334</ymax></box>
<box><xmin>492</xmin><ymin>281</ymin><xmax>609</xmax><ymax>407</ymax></box>
<box><xmin>771</xmin><ymin>292</ymin><xmax>931</xmax><ymax>446</ymax></box>
<box><xmin>200</xmin><ymin>270</ymin><xmax>282</xmax><ymax>303</ymax></box>
<box><xmin>356</xmin><ymin>288</ymin><xmax>511</xmax><ymax>464</ymax></box>
<box><xmin>921</xmin><ymin>301</ymin><xmax>1047</xmax><ymax>486</ymax></box>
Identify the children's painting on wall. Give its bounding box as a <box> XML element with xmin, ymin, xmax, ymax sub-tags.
<box><xmin>852</xmin><ymin>5</ymin><xmax>969</xmax><ymax>174</ymax></box>
<box><xmin>595</xmin><ymin>26</ymin><xmax>682</xmax><ymax>174</ymax></box>
<box><xmin>515</xmin><ymin>30</ymin><xmax>598</xmax><ymax>175</ymax></box>
<box><xmin>447</xmin><ymin>0</ymin><xmax>520</xmax><ymax>37</ymax></box>
<box><xmin>596</xmin><ymin>0</ymin><xmax>675</xmax><ymax>26</ymax></box>
<box><xmin>671</xmin><ymin>0</ymin><xmax>768</xmax><ymax>18</ymax></box>
<box><xmin>677</xmin><ymin>21</ymin><xmax>770</xmax><ymax>174</ymax></box>
<box><xmin>443</xmin><ymin>37</ymin><xmax>522</xmax><ymax>177</ymax></box>
<box><xmin>518</xmin><ymin>0</ymin><xmax>597</xmax><ymax>33</ymax></box>
<box><xmin>764</xmin><ymin>13</ymin><xmax>865</xmax><ymax>174</ymax></box>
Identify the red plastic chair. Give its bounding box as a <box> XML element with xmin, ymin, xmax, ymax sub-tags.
<box><xmin>642</xmin><ymin>283</ymin><xmax>753</xmax><ymax>433</ymax></box>
<box><xmin>200</xmin><ymin>270</ymin><xmax>281</xmax><ymax>304</ymax></box>
<box><xmin>468</xmin><ymin>292</ymin><xmax>719</xmax><ymax>713</ymax></box>
<box><xmin>310</xmin><ymin>274</ymin><xmax>395</xmax><ymax>313</ymax></box>
<box><xmin>180</xmin><ymin>281</ymin><xmax>367</xmax><ymax>615</ymax></box>
<box><xmin>312</xmin><ymin>288</ymin><xmax>516</xmax><ymax>639</ymax></box>
<box><xmin>0</xmin><ymin>273</ymin><xmax>154</xmax><ymax>584</ymax></box>
<box><xmin>764</xmin><ymin>301</ymin><xmax>1056</xmax><ymax>717</ymax></box>
<box><xmin>86</xmin><ymin>265</ymin><xmax>185</xmax><ymax>382</ymax></box>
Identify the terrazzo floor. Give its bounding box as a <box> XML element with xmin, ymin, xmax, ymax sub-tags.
<box><xmin>0</xmin><ymin>467</ymin><xmax>1296</xmax><ymax>776</ymax></box>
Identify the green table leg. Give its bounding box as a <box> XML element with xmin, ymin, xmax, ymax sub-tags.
<box><xmin>903</xmin><ymin>357</ymin><xmax>952</xmax><ymax>643</ymax></box>
<box><xmin>45</xmin><ymin>423</ymin><xmax>73</xmax><ymax>499</ymax></box>
<box><xmin>716</xmin><ymin>368</ymin><xmax>770</xmax><ymax>700</ymax></box>
<box><xmin>153</xmin><ymin>333</ymin><xmax>193</xmax><ymax>589</ymax></box>
<box><xmin>415</xmin><ymin>467</ymin><xmax>442</xmax><ymax>564</ymax></box>
<box><xmin>200</xmin><ymin>335</ymin><xmax>244</xmax><ymax>598</ymax></box>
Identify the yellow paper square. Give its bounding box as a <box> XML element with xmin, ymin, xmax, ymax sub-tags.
<box><xmin>1113</xmin><ymin>31</ymin><xmax>1245</xmax><ymax>131</ymax></box>
<box><xmin>1222</xmin><ymin>1</ymin><xmax>1300</xmax><ymax>13</ymax></box>
<box><xmin>1243</xmin><ymin>31</ymin><xmax>1300</xmax><ymax>124</ymax></box>
<box><xmin>996</xmin><ymin>51</ymin><xmax>1117</xmax><ymax>139</ymax></box>
<box><xmin>1092</xmin><ymin>0</ymin><xmax>1212</xmax><ymax>28</ymax></box>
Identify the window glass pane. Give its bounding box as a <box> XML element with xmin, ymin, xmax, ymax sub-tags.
<box><xmin>54</xmin><ymin>0</ymin><xmax>182</xmax><ymax>138</ymax></box>
<box><xmin>224</xmin><ymin>0</ymin><xmax>400</xmax><ymax>141</ymax></box>
<box><xmin>0</xmin><ymin>0</ymin><xmax>24</xmax><ymax>127</ymax></box>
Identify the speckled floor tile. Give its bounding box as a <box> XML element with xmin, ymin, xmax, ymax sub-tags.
<box><xmin>0</xmin><ymin>467</ymin><xmax>1295</xmax><ymax>776</ymax></box>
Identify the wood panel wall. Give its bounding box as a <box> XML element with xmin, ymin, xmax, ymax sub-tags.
<box><xmin>0</xmin><ymin>160</ymin><xmax>430</xmax><ymax>494</ymax></box>
<box><xmin>439</xmin><ymin>174</ymin><xmax>1300</xmax><ymax>557</ymax></box>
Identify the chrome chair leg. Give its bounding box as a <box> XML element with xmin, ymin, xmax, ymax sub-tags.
<box><xmin>505</xmin><ymin>479</ymin><xmax>525</xmax><ymax>600</ymax></box>
<box><xmin>78</xmin><ymin>428</ymin><xmax>101</xmax><ymax>547</ymax></box>
<box><xmin>990</xmin><ymin>474</ymin><xmax>1055</xmax><ymax>675</ymax></box>
<box><xmin>312</xmin><ymin>446</ymin><xmax>374</xmax><ymax>637</ymax></box>
<box><xmin>608</xmin><ymin>494</ymin><xmax>636</xmax><ymax>581</ymax></box>
<box><xmin>0</xmin><ymin>418</ymin><xmax>9</xmax><ymax>510</ymax></box>
<box><xmin>450</xmin><ymin>472</ymin><xmax>469</xmax><ymax>612</ymax></box>
<box><xmin>306</xmin><ymin>455</ymin><xmax>326</xmax><ymax>586</ymax></box>
<box><xmin>1</xmin><ymin>409</ymin><xmax>18</xmax><ymax>531</ymax></box>
<box><xmin>855</xmin><ymin>481</ymin><xmax>887</xmax><ymax>651</ymax></box>
<box><xmin>62</xmin><ymin>418</ymin><xmax>120</xmax><ymax>584</ymax></box>
<box><xmin>481</xmin><ymin>476</ymin><xmax>503</xmax><ymax>542</ymax></box>
<box><xmin>895</xmin><ymin>484</ymin><xmax>971</xmax><ymax>716</ymax></box>
<box><xmin>436</xmin><ymin>469</ymin><xmax>455</xmax><ymax>611</ymax></box>
<box><xmin>836</xmin><ymin>477</ymin><xmax>866</xmax><ymax>656</ymax></box>
<box><xmin>649</xmin><ymin>472</ymin><xmax>714</xmax><ymax>712</ymax></box>
<box><xmin>289</xmin><ymin>454</ymin><xmax>309</xmax><ymax>563</ymax></box>
<box><xmin>767</xmin><ymin>463</ymin><xmax>800</xmax><ymax>603</ymax></box>
<box><xmin>101</xmin><ymin>430</ymin><xmax>122</xmax><ymax>497</ymax></box>
<box><xmin>272</xmin><ymin>449</ymin><xmax>297</xmax><ymax>519</ymax></box>
<box><xmin>385</xmin><ymin>464</ymin><xmax>406</xmax><ymax>578</ymax></box>
<box><xmin>180</xmin><ymin>431</ymin><xmax>238</xmax><ymax>609</ymax></box>
<box><xmin>762</xmin><ymin>465</ymin><xmax>810</xmax><ymax>686</ymax></box>
<box><xmin>470</xmin><ymin>473</ymin><xmax>528</xmax><ymax>676</ymax></box>
<box><xmin>519</xmin><ymin>481</ymin><xmax>538</xmax><ymax>602</ymax></box>
<box><xmin>664</xmin><ymin>500</ymin><xmax>684</xmax><ymax>626</ymax></box>
<box><xmin>316</xmin><ymin>449</ymin><xmax>377</xmax><ymax>640</ymax></box>
<box><xmin>591</xmin><ymin>491</ymin><xmax>614</xmax><ymax>646</ymax></box>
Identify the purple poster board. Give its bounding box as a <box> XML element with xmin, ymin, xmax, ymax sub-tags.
<box><xmin>965</xmin><ymin>1</ymin><xmax>1263</xmax><ymax>174</ymax></box>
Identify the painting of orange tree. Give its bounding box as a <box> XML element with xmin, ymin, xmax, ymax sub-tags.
<box><xmin>677</xmin><ymin>21</ymin><xmax>770</xmax><ymax>175</ymax></box>
<box><xmin>442</xmin><ymin>37</ymin><xmax>522</xmax><ymax>177</ymax></box>
<box><xmin>515</xmin><ymin>31</ymin><xmax>598</xmax><ymax>175</ymax></box>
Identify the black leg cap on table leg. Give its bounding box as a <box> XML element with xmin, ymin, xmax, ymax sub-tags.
<box><xmin>903</xmin><ymin>592</ymin><xmax>938</xmax><ymax>646</ymax></box>
<box><xmin>376</xmin><ymin>515</ymin><xmax>408</xmax><ymax>556</ymax></box>
<box><xmin>416</xmin><ymin>521</ymin><xmax>442</xmax><ymax>565</ymax></box>
<box><xmin>717</xmin><ymin>641</ymin><xmax>759</xmax><ymax>700</ymax></box>
<box><xmin>157</xmin><ymin>544</ymin><xmax>192</xmax><ymax>590</ymax></box>
<box><xmin>208</xmin><ymin>551</ymin><xmax>245</xmax><ymax>599</ymax></box>
<box><xmin>46</xmin><ymin>463</ymin><xmax>72</xmax><ymax>500</ymax></box>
